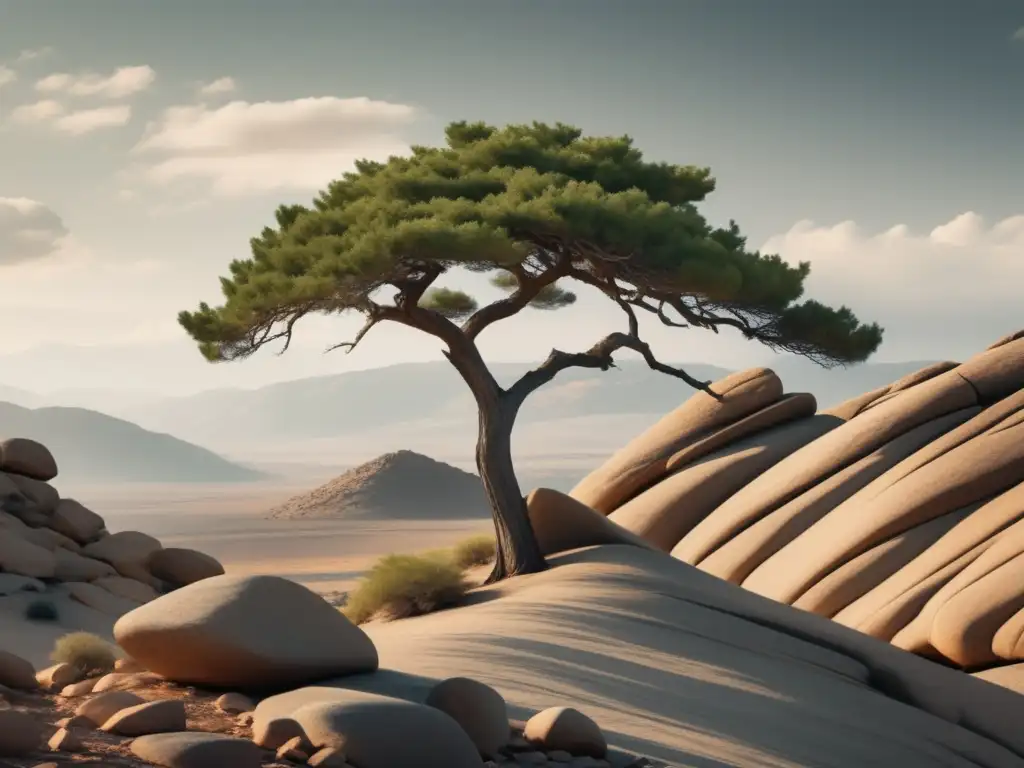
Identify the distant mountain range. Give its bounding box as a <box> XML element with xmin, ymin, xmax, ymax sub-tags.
<box><xmin>0</xmin><ymin>402</ymin><xmax>266</xmax><ymax>484</ymax></box>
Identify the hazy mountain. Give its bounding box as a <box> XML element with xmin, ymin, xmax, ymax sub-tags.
<box><xmin>0</xmin><ymin>402</ymin><xmax>266</xmax><ymax>484</ymax></box>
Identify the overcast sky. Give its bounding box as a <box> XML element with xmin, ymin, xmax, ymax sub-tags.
<box><xmin>1</xmin><ymin>0</ymin><xmax>1022</xmax><ymax>395</ymax></box>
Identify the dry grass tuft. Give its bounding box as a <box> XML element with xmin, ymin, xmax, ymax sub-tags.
<box><xmin>342</xmin><ymin>551</ymin><xmax>468</xmax><ymax>625</ymax></box>
<box><xmin>51</xmin><ymin>631</ymin><xmax>118</xmax><ymax>674</ymax></box>
<box><xmin>451</xmin><ymin>532</ymin><xmax>497</xmax><ymax>569</ymax></box>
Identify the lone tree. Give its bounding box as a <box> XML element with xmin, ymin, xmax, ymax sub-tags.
<box><xmin>179</xmin><ymin>121</ymin><xmax>883</xmax><ymax>582</ymax></box>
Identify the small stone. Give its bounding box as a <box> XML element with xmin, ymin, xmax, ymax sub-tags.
<box><xmin>61</xmin><ymin>678</ymin><xmax>99</xmax><ymax>697</ymax></box>
<box><xmin>75</xmin><ymin>690</ymin><xmax>145</xmax><ymax>726</ymax></box>
<box><xmin>36</xmin><ymin>663</ymin><xmax>81</xmax><ymax>691</ymax></box>
<box><xmin>276</xmin><ymin>734</ymin><xmax>310</xmax><ymax>762</ymax></box>
<box><xmin>91</xmin><ymin>670</ymin><xmax>162</xmax><ymax>692</ymax></box>
<box><xmin>56</xmin><ymin>714</ymin><xmax>94</xmax><ymax>730</ymax></box>
<box><xmin>47</xmin><ymin>727</ymin><xmax>84</xmax><ymax>752</ymax></box>
<box><xmin>549</xmin><ymin>750</ymin><xmax>573</xmax><ymax>763</ymax></box>
<box><xmin>216</xmin><ymin>691</ymin><xmax>255</xmax><ymax>714</ymax></box>
<box><xmin>307</xmin><ymin>746</ymin><xmax>351</xmax><ymax>767</ymax></box>
<box><xmin>101</xmin><ymin>699</ymin><xmax>186</xmax><ymax>736</ymax></box>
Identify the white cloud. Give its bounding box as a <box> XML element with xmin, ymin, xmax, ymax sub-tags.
<box><xmin>52</xmin><ymin>105</ymin><xmax>132</xmax><ymax>135</ymax></box>
<box><xmin>15</xmin><ymin>47</ymin><xmax>54</xmax><ymax>64</ymax></box>
<box><xmin>0</xmin><ymin>198</ymin><xmax>69</xmax><ymax>266</ymax></box>
<box><xmin>198</xmin><ymin>76</ymin><xmax>236</xmax><ymax>96</ymax></box>
<box><xmin>131</xmin><ymin>96</ymin><xmax>417</xmax><ymax>195</ymax></box>
<box><xmin>0</xmin><ymin>66</ymin><xmax>15</xmax><ymax>89</ymax></box>
<box><xmin>35</xmin><ymin>65</ymin><xmax>155</xmax><ymax>99</ymax></box>
<box><xmin>9</xmin><ymin>99</ymin><xmax>64</xmax><ymax>123</ymax></box>
<box><xmin>762</xmin><ymin>212</ymin><xmax>1024</xmax><ymax>357</ymax></box>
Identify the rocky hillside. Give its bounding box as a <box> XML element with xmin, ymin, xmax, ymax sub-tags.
<box><xmin>268</xmin><ymin>449</ymin><xmax>489</xmax><ymax>520</ymax></box>
<box><xmin>565</xmin><ymin>328</ymin><xmax>1024</xmax><ymax>677</ymax></box>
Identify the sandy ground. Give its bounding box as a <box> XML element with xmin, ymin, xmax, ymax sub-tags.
<box><xmin>66</xmin><ymin>481</ymin><xmax>492</xmax><ymax>593</ymax></box>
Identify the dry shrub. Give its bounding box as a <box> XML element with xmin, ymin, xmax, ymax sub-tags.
<box><xmin>451</xmin><ymin>533</ymin><xmax>496</xmax><ymax>569</ymax></box>
<box><xmin>343</xmin><ymin>551</ymin><xmax>467</xmax><ymax>625</ymax></box>
<box><xmin>51</xmin><ymin>631</ymin><xmax>118</xmax><ymax>674</ymax></box>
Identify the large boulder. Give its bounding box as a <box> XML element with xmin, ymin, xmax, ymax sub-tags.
<box><xmin>146</xmin><ymin>547</ymin><xmax>225</xmax><ymax>587</ymax></box>
<box><xmin>569</xmin><ymin>368</ymin><xmax>784</xmax><ymax>514</ymax></box>
<box><xmin>132</xmin><ymin>732</ymin><xmax>263</xmax><ymax>768</ymax></box>
<box><xmin>525</xmin><ymin>487</ymin><xmax>655</xmax><ymax>557</ymax></box>
<box><xmin>113</xmin><ymin>574</ymin><xmax>379</xmax><ymax>688</ymax></box>
<box><xmin>0</xmin><ymin>437</ymin><xmax>57</xmax><ymax>481</ymax></box>
<box><xmin>50</xmin><ymin>498</ymin><xmax>106</xmax><ymax>544</ymax></box>
<box><xmin>53</xmin><ymin>548</ymin><xmax>118</xmax><ymax>581</ymax></box>
<box><xmin>0</xmin><ymin>530</ymin><xmax>56</xmax><ymax>578</ymax></box>
<box><xmin>6</xmin><ymin>472</ymin><xmax>59</xmax><ymax>517</ymax></box>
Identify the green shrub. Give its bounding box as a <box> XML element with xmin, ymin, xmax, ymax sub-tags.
<box><xmin>451</xmin><ymin>533</ymin><xmax>497</xmax><ymax>569</ymax></box>
<box><xmin>25</xmin><ymin>599</ymin><xmax>59</xmax><ymax>622</ymax></box>
<box><xmin>51</xmin><ymin>632</ymin><xmax>117</xmax><ymax>674</ymax></box>
<box><xmin>343</xmin><ymin>552</ymin><xmax>467</xmax><ymax>625</ymax></box>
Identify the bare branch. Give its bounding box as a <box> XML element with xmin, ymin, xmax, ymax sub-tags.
<box><xmin>461</xmin><ymin>255</ymin><xmax>570</xmax><ymax>340</ymax></box>
<box><xmin>325</xmin><ymin>311</ymin><xmax>380</xmax><ymax>355</ymax></box>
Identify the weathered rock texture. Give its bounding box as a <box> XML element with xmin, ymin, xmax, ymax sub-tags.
<box><xmin>571</xmin><ymin>331</ymin><xmax>1024</xmax><ymax>677</ymax></box>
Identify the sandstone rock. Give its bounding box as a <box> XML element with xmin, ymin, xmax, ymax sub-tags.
<box><xmin>0</xmin><ymin>573</ymin><xmax>45</xmax><ymax>596</ymax></box>
<box><xmin>526</xmin><ymin>488</ymin><xmax>655</xmax><ymax>558</ymax></box>
<box><xmin>131</xmin><ymin>731</ymin><xmax>263</xmax><ymax>768</ymax></box>
<box><xmin>972</xmin><ymin>662</ymin><xmax>1024</xmax><ymax>693</ymax></box>
<box><xmin>75</xmin><ymin>690</ymin><xmax>144</xmax><ymax>725</ymax></box>
<box><xmin>986</xmin><ymin>329</ymin><xmax>1024</xmax><ymax>350</ymax></box>
<box><xmin>61</xmin><ymin>679</ymin><xmax>98</xmax><ymax>697</ymax></box>
<box><xmin>63</xmin><ymin>581</ymin><xmax>142</xmax><ymax>617</ymax></box>
<box><xmin>0</xmin><ymin>438</ymin><xmax>57</xmax><ymax>481</ymax></box>
<box><xmin>276</xmin><ymin>735</ymin><xmax>310</xmax><ymax>762</ymax></box>
<box><xmin>102</xmin><ymin>698</ymin><xmax>186</xmax><ymax>736</ymax></box>
<box><xmin>425</xmin><ymin>676</ymin><xmax>510</xmax><ymax>758</ymax></box>
<box><xmin>6</xmin><ymin>472</ymin><xmax>59</xmax><ymax>515</ymax></box>
<box><xmin>215</xmin><ymin>692</ymin><xmax>255</xmax><ymax>714</ymax></box>
<box><xmin>291</xmin><ymin>691</ymin><xmax>484</xmax><ymax>768</ymax></box>
<box><xmin>94</xmin><ymin>575</ymin><xmax>160</xmax><ymax>603</ymax></box>
<box><xmin>0</xmin><ymin>708</ymin><xmax>42</xmax><ymax>756</ymax></box>
<box><xmin>146</xmin><ymin>547</ymin><xmax>225</xmax><ymax>587</ymax></box>
<box><xmin>0</xmin><ymin>474</ymin><xmax>27</xmax><ymax>514</ymax></box>
<box><xmin>955</xmin><ymin>337</ymin><xmax>1024</xmax><ymax>403</ymax></box>
<box><xmin>50</xmin><ymin>499</ymin><xmax>106</xmax><ymax>544</ymax></box>
<box><xmin>82</xmin><ymin>530</ymin><xmax>162</xmax><ymax>579</ymax></box>
<box><xmin>0</xmin><ymin>530</ymin><xmax>56</xmax><ymax>578</ymax></box>
<box><xmin>524</xmin><ymin>707</ymin><xmax>606</xmax><ymax>758</ymax></box>
<box><xmin>308</xmin><ymin>746</ymin><xmax>351</xmax><ymax>766</ymax></box>
<box><xmin>91</xmin><ymin>670</ymin><xmax>163</xmax><ymax>692</ymax></box>
<box><xmin>36</xmin><ymin>663</ymin><xmax>81</xmax><ymax>691</ymax></box>
<box><xmin>57</xmin><ymin>713</ymin><xmax>95</xmax><ymax>729</ymax></box>
<box><xmin>53</xmin><ymin>548</ymin><xmax>117</xmax><ymax>581</ymax></box>
<box><xmin>115</xmin><ymin>656</ymin><xmax>148</xmax><ymax>673</ymax></box>
<box><xmin>0</xmin><ymin>650</ymin><xmax>38</xmax><ymax>691</ymax></box>
<box><xmin>570</xmin><ymin>368</ymin><xmax>784</xmax><ymax>514</ymax></box>
<box><xmin>114</xmin><ymin>574</ymin><xmax>378</xmax><ymax>688</ymax></box>
<box><xmin>47</xmin><ymin>726</ymin><xmax>83</xmax><ymax>752</ymax></box>
<box><xmin>252</xmin><ymin>716</ymin><xmax>308</xmax><ymax>750</ymax></box>
<box><xmin>19</xmin><ymin>525</ymin><xmax>79</xmax><ymax>552</ymax></box>
<box><xmin>992</xmin><ymin>605</ymin><xmax>1024</xmax><ymax>662</ymax></box>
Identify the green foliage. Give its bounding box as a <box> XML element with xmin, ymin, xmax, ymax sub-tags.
<box><xmin>25</xmin><ymin>599</ymin><xmax>59</xmax><ymax>622</ymax></box>
<box><xmin>451</xmin><ymin>533</ymin><xmax>497</xmax><ymax>569</ymax></box>
<box><xmin>51</xmin><ymin>631</ymin><xmax>117</xmax><ymax>674</ymax></box>
<box><xmin>342</xmin><ymin>552</ymin><xmax>468</xmax><ymax>625</ymax></box>
<box><xmin>179</xmin><ymin>120</ymin><xmax>881</xmax><ymax>367</ymax></box>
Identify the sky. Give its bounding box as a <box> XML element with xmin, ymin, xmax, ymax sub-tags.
<box><xmin>0</xmin><ymin>0</ymin><xmax>1022</xmax><ymax>396</ymax></box>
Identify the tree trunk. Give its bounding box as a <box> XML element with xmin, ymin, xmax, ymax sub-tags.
<box><xmin>476</xmin><ymin>396</ymin><xmax>547</xmax><ymax>583</ymax></box>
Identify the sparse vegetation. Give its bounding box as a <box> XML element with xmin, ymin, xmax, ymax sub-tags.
<box><xmin>452</xmin><ymin>533</ymin><xmax>497</xmax><ymax>569</ymax></box>
<box><xmin>51</xmin><ymin>631</ymin><xmax>118</xmax><ymax>675</ymax></box>
<box><xmin>343</xmin><ymin>552</ymin><xmax>468</xmax><ymax>625</ymax></box>
<box><xmin>25</xmin><ymin>599</ymin><xmax>59</xmax><ymax>622</ymax></box>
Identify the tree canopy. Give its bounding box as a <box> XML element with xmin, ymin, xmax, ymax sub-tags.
<box><xmin>179</xmin><ymin>120</ymin><xmax>883</xmax><ymax>381</ymax></box>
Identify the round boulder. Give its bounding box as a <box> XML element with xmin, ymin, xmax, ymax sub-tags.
<box><xmin>425</xmin><ymin>676</ymin><xmax>509</xmax><ymax>758</ymax></box>
<box><xmin>0</xmin><ymin>709</ymin><xmax>43</xmax><ymax>756</ymax></box>
<box><xmin>113</xmin><ymin>574</ymin><xmax>378</xmax><ymax>688</ymax></box>
<box><xmin>146</xmin><ymin>547</ymin><xmax>225</xmax><ymax>587</ymax></box>
<box><xmin>131</xmin><ymin>731</ymin><xmax>262</xmax><ymax>768</ymax></box>
<box><xmin>0</xmin><ymin>650</ymin><xmax>38</xmax><ymax>691</ymax></box>
<box><xmin>293</xmin><ymin>691</ymin><xmax>484</xmax><ymax>768</ymax></box>
<box><xmin>0</xmin><ymin>438</ymin><xmax>57</xmax><ymax>481</ymax></box>
<box><xmin>50</xmin><ymin>499</ymin><xmax>106</xmax><ymax>544</ymax></box>
<box><xmin>524</xmin><ymin>707</ymin><xmax>607</xmax><ymax>758</ymax></box>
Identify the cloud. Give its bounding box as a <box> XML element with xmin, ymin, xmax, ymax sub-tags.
<box><xmin>762</xmin><ymin>212</ymin><xmax>1024</xmax><ymax>358</ymax></box>
<box><xmin>9</xmin><ymin>99</ymin><xmax>64</xmax><ymax>123</ymax></box>
<box><xmin>131</xmin><ymin>96</ymin><xmax>417</xmax><ymax>195</ymax></box>
<box><xmin>0</xmin><ymin>198</ymin><xmax>69</xmax><ymax>266</ymax></box>
<box><xmin>53</xmin><ymin>105</ymin><xmax>132</xmax><ymax>135</ymax></box>
<box><xmin>15</xmin><ymin>47</ymin><xmax>54</xmax><ymax>64</ymax></box>
<box><xmin>198</xmin><ymin>76</ymin><xmax>236</xmax><ymax>96</ymax></box>
<box><xmin>0</xmin><ymin>66</ymin><xmax>15</xmax><ymax>89</ymax></box>
<box><xmin>35</xmin><ymin>65</ymin><xmax>155</xmax><ymax>98</ymax></box>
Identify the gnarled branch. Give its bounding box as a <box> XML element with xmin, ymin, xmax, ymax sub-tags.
<box><xmin>462</xmin><ymin>257</ymin><xmax>570</xmax><ymax>340</ymax></box>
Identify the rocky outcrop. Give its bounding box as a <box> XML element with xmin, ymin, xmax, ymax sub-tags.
<box><xmin>572</xmin><ymin>330</ymin><xmax>1024</xmax><ymax>678</ymax></box>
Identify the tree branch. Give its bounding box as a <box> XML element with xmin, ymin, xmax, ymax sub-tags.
<box><xmin>462</xmin><ymin>257</ymin><xmax>570</xmax><ymax>340</ymax></box>
<box><xmin>506</xmin><ymin>330</ymin><xmax>721</xmax><ymax>408</ymax></box>
<box><xmin>324</xmin><ymin>309</ymin><xmax>380</xmax><ymax>354</ymax></box>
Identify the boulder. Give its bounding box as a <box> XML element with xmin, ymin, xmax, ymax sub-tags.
<box><xmin>215</xmin><ymin>692</ymin><xmax>255</xmax><ymax>714</ymax></box>
<box><xmin>0</xmin><ymin>650</ymin><xmax>38</xmax><ymax>691</ymax></box>
<box><xmin>48</xmin><ymin>726</ymin><xmax>83</xmax><ymax>752</ymax></box>
<box><xmin>131</xmin><ymin>732</ymin><xmax>263</xmax><ymax>768</ymax></box>
<box><xmin>992</xmin><ymin>605</ymin><xmax>1024</xmax><ymax>662</ymax></box>
<box><xmin>53</xmin><ymin>548</ymin><xmax>118</xmax><ymax>581</ymax></box>
<box><xmin>19</xmin><ymin>525</ymin><xmax>79</xmax><ymax>552</ymax></box>
<box><xmin>114</xmin><ymin>574</ymin><xmax>379</xmax><ymax>688</ymax></box>
<box><xmin>824</xmin><ymin>362</ymin><xmax>959</xmax><ymax>420</ymax></box>
<box><xmin>425</xmin><ymin>677</ymin><xmax>510</xmax><ymax>758</ymax></box>
<box><xmin>36</xmin><ymin>662</ymin><xmax>81</xmax><ymax>691</ymax></box>
<box><xmin>972</xmin><ymin>663</ymin><xmax>1024</xmax><ymax>694</ymax></box>
<box><xmin>146</xmin><ymin>547</ymin><xmax>225</xmax><ymax>586</ymax></box>
<box><xmin>523</xmin><ymin>707</ymin><xmax>607</xmax><ymax>758</ymax></box>
<box><xmin>101</xmin><ymin>699</ymin><xmax>187</xmax><ymax>736</ymax></box>
<box><xmin>252</xmin><ymin>716</ymin><xmax>309</xmax><ymax>750</ymax></box>
<box><xmin>91</xmin><ymin>671</ymin><xmax>163</xmax><ymax>692</ymax></box>
<box><xmin>570</xmin><ymin>368</ymin><xmax>784</xmax><ymax>514</ymax></box>
<box><xmin>291</xmin><ymin>690</ymin><xmax>484</xmax><ymax>768</ymax></box>
<box><xmin>526</xmin><ymin>488</ymin><xmax>656</xmax><ymax>558</ymax></box>
<box><xmin>63</xmin><ymin>581</ymin><xmax>142</xmax><ymax>618</ymax></box>
<box><xmin>50</xmin><ymin>499</ymin><xmax>106</xmax><ymax>544</ymax></box>
<box><xmin>955</xmin><ymin>337</ymin><xmax>1024</xmax><ymax>403</ymax></box>
<box><xmin>0</xmin><ymin>529</ymin><xmax>56</xmax><ymax>578</ymax></box>
<box><xmin>986</xmin><ymin>329</ymin><xmax>1024</xmax><ymax>350</ymax></box>
<box><xmin>0</xmin><ymin>438</ymin><xmax>57</xmax><ymax>481</ymax></box>
<box><xmin>0</xmin><ymin>474</ymin><xmax>26</xmax><ymax>513</ymax></box>
<box><xmin>6</xmin><ymin>472</ymin><xmax>59</xmax><ymax>515</ymax></box>
<box><xmin>0</xmin><ymin>709</ymin><xmax>43</xmax><ymax>756</ymax></box>
<box><xmin>61</xmin><ymin>678</ymin><xmax>99</xmax><ymax>697</ymax></box>
<box><xmin>75</xmin><ymin>690</ymin><xmax>145</xmax><ymax>725</ymax></box>
<box><xmin>82</xmin><ymin>530</ymin><xmax>162</xmax><ymax>571</ymax></box>
<box><xmin>94</xmin><ymin>575</ymin><xmax>160</xmax><ymax>603</ymax></box>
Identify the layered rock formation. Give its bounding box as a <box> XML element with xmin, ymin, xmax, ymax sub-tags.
<box><xmin>569</xmin><ymin>332</ymin><xmax>1024</xmax><ymax>678</ymax></box>
<box><xmin>0</xmin><ymin>436</ymin><xmax>225</xmax><ymax>626</ymax></box>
